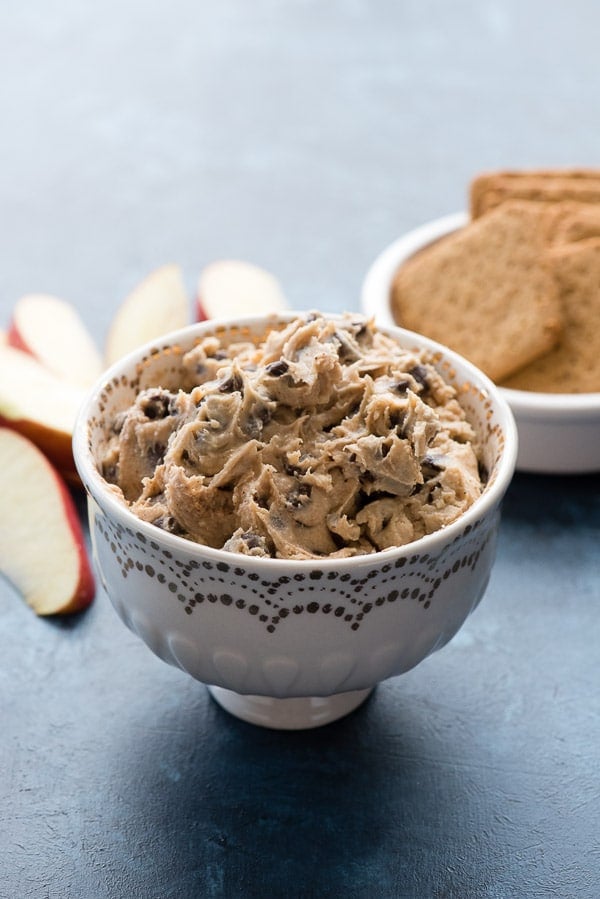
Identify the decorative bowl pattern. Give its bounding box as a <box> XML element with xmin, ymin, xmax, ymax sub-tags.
<box><xmin>74</xmin><ymin>314</ymin><xmax>517</xmax><ymax>728</ymax></box>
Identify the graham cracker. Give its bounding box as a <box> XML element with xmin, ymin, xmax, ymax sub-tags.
<box><xmin>484</xmin><ymin>200</ymin><xmax>600</xmax><ymax>245</ymax></box>
<box><xmin>390</xmin><ymin>202</ymin><xmax>563</xmax><ymax>382</ymax></box>
<box><xmin>501</xmin><ymin>239</ymin><xmax>600</xmax><ymax>393</ymax></box>
<box><xmin>547</xmin><ymin>202</ymin><xmax>600</xmax><ymax>244</ymax></box>
<box><xmin>470</xmin><ymin>170</ymin><xmax>600</xmax><ymax>219</ymax></box>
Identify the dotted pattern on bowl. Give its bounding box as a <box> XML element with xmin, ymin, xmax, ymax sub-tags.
<box><xmin>95</xmin><ymin>511</ymin><xmax>494</xmax><ymax>635</ymax></box>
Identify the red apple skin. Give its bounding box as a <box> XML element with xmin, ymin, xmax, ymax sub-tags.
<box><xmin>6</xmin><ymin>319</ymin><xmax>30</xmax><ymax>354</ymax></box>
<box><xmin>0</xmin><ymin>412</ymin><xmax>78</xmax><ymax>483</ymax></box>
<box><xmin>0</xmin><ymin>426</ymin><xmax>95</xmax><ymax>615</ymax></box>
<box><xmin>51</xmin><ymin>473</ymin><xmax>95</xmax><ymax>614</ymax></box>
<box><xmin>0</xmin><ymin>344</ymin><xmax>85</xmax><ymax>485</ymax></box>
<box><xmin>7</xmin><ymin>295</ymin><xmax>103</xmax><ymax>390</ymax></box>
<box><xmin>196</xmin><ymin>297</ymin><xmax>209</xmax><ymax>322</ymax></box>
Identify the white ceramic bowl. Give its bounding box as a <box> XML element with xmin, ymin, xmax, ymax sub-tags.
<box><xmin>361</xmin><ymin>212</ymin><xmax>600</xmax><ymax>474</ymax></box>
<box><xmin>73</xmin><ymin>314</ymin><xmax>517</xmax><ymax>729</ymax></box>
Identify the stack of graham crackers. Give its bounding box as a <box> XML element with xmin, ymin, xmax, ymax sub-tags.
<box><xmin>391</xmin><ymin>169</ymin><xmax>600</xmax><ymax>392</ymax></box>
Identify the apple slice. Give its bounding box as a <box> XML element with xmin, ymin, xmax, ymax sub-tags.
<box><xmin>197</xmin><ymin>260</ymin><xmax>287</xmax><ymax>321</ymax></box>
<box><xmin>8</xmin><ymin>294</ymin><xmax>103</xmax><ymax>389</ymax></box>
<box><xmin>0</xmin><ymin>427</ymin><xmax>95</xmax><ymax>614</ymax></box>
<box><xmin>105</xmin><ymin>264</ymin><xmax>190</xmax><ymax>366</ymax></box>
<box><xmin>0</xmin><ymin>344</ymin><xmax>86</xmax><ymax>479</ymax></box>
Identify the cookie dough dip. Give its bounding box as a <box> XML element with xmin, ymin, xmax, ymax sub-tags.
<box><xmin>99</xmin><ymin>313</ymin><xmax>484</xmax><ymax>559</ymax></box>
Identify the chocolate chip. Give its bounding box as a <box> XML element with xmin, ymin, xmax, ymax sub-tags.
<box><xmin>154</xmin><ymin>515</ymin><xmax>185</xmax><ymax>536</ymax></box>
<box><xmin>286</xmin><ymin>483</ymin><xmax>311</xmax><ymax>510</ymax></box>
<box><xmin>334</xmin><ymin>331</ymin><xmax>360</xmax><ymax>362</ymax></box>
<box><xmin>218</xmin><ymin>373</ymin><xmax>243</xmax><ymax>393</ymax></box>
<box><xmin>142</xmin><ymin>393</ymin><xmax>171</xmax><ymax>419</ymax></box>
<box><xmin>243</xmin><ymin>402</ymin><xmax>273</xmax><ymax>439</ymax></box>
<box><xmin>242</xmin><ymin>532</ymin><xmax>263</xmax><ymax>549</ymax></box>
<box><xmin>243</xmin><ymin>418</ymin><xmax>259</xmax><ymax>439</ymax></box>
<box><xmin>147</xmin><ymin>442</ymin><xmax>166</xmax><ymax>465</ymax></box>
<box><xmin>266</xmin><ymin>360</ymin><xmax>289</xmax><ymax>377</ymax></box>
<box><xmin>408</xmin><ymin>365</ymin><xmax>429</xmax><ymax>391</ymax></box>
<box><xmin>102</xmin><ymin>462</ymin><xmax>117</xmax><ymax>482</ymax></box>
<box><xmin>390</xmin><ymin>411</ymin><xmax>406</xmax><ymax>434</ymax></box>
<box><xmin>422</xmin><ymin>454</ymin><xmax>444</xmax><ymax>472</ymax></box>
<box><xmin>257</xmin><ymin>405</ymin><xmax>272</xmax><ymax>425</ymax></box>
<box><xmin>394</xmin><ymin>380</ymin><xmax>410</xmax><ymax>394</ymax></box>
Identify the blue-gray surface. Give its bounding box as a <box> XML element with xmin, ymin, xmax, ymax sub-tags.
<box><xmin>1</xmin><ymin>2</ymin><xmax>599</xmax><ymax>897</ymax></box>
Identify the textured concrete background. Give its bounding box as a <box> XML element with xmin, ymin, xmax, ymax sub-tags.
<box><xmin>1</xmin><ymin>3</ymin><xmax>600</xmax><ymax>898</ymax></box>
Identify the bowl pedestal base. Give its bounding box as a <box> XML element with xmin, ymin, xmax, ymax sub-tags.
<box><xmin>207</xmin><ymin>685</ymin><xmax>373</xmax><ymax>730</ymax></box>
